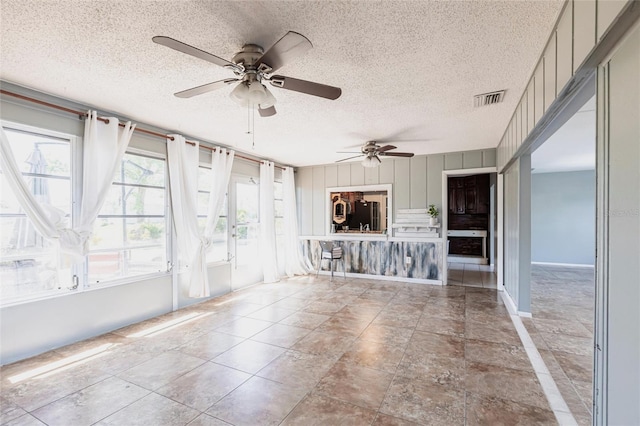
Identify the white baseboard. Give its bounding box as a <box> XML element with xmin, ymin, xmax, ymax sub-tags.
<box><xmin>448</xmin><ymin>255</ymin><xmax>488</xmax><ymax>265</ymax></box>
<box><xmin>499</xmin><ymin>290</ymin><xmax>532</xmax><ymax>317</ymax></box>
<box><xmin>316</xmin><ymin>270</ymin><xmax>442</xmax><ymax>286</ymax></box>
<box><xmin>531</xmin><ymin>261</ymin><xmax>594</xmax><ymax>268</ymax></box>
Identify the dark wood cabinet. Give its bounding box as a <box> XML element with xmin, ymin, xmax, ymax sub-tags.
<box><xmin>448</xmin><ymin>174</ymin><xmax>489</xmax><ymax>215</ymax></box>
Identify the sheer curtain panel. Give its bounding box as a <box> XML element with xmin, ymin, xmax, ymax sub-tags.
<box><xmin>282</xmin><ymin>167</ymin><xmax>311</xmax><ymax>276</ymax></box>
<box><xmin>0</xmin><ymin>113</ymin><xmax>134</xmax><ymax>261</ymax></box>
<box><xmin>167</xmin><ymin>135</ymin><xmax>234</xmax><ymax>298</ymax></box>
<box><xmin>259</xmin><ymin>161</ymin><xmax>279</xmax><ymax>283</ymax></box>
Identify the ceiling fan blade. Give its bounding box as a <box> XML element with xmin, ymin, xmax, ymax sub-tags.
<box><xmin>336</xmin><ymin>151</ymin><xmax>362</xmax><ymax>154</ymax></box>
<box><xmin>258</xmin><ymin>105</ymin><xmax>277</xmax><ymax>117</ymax></box>
<box><xmin>376</xmin><ymin>144</ymin><xmax>397</xmax><ymax>153</ymax></box>
<box><xmin>153</xmin><ymin>36</ymin><xmax>241</xmax><ymax>71</ymax></box>
<box><xmin>174</xmin><ymin>79</ymin><xmax>239</xmax><ymax>98</ymax></box>
<box><xmin>379</xmin><ymin>152</ymin><xmax>415</xmax><ymax>158</ymax></box>
<box><xmin>335</xmin><ymin>154</ymin><xmax>364</xmax><ymax>163</ymax></box>
<box><xmin>270</xmin><ymin>75</ymin><xmax>342</xmax><ymax>100</ymax></box>
<box><xmin>257</xmin><ymin>31</ymin><xmax>312</xmax><ymax>73</ymax></box>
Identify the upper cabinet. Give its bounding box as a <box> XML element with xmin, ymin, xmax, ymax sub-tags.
<box><xmin>448</xmin><ymin>174</ymin><xmax>489</xmax><ymax>215</ymax></box>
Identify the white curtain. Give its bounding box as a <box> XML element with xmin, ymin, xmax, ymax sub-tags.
<box><xmin>167</xmin><ymin>135</ymin><xmax>234</xmax><ymax>298</ymax></box>
<box><xmin>282</xmin><ymin>167</ymin><xmax>311</xmax><ymax>276</ymax></box>
<box><xmin>0</xmin><ymin>112</ymin><xmax>134</xmax><ymax>261</ymax></box>
<box><xmin>259</xmin><ymin>161</ymin><xmax>279</xmax><ymax>283</ymax></box>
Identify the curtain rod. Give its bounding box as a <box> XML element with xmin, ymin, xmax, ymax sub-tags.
<box><xmin>0</xmin><ymin>89</ymin><xmax>286</xmax><ymax>170</ymax></box>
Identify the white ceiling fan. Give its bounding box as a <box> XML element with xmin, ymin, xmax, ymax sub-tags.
<box><xmin>152</xmin><ymin>31</ymin><xmax>342</xmax><ymax>117</ymax></box>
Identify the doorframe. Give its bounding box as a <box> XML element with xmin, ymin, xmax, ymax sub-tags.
<box><xmin>441</xmin><ymin>166</ymin><xmax>502</xmax><ymax>291</ymax></box>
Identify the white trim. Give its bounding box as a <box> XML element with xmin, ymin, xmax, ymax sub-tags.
<box><xmin>518</xmin><ymin>311</ymin><xmax>533</xmax><ymax>318</ymax></box>
<box><xmin>497</xmin><ymin>173</ymin><xmax>505</xmax><ymax>291</ymax></box>
<box><xmin>441</xmin><ymin>166</ymin><xmax>500</xmax><ymax>289</ymax></box>
<box><xmin>531</xmin><ymin>261</ymin><xmax>595</xmax><ymax>268</ymax></box>
<box><xmin>500</xmin><ymin>291</ymin><xmax>577</xmax><ymax>425</ymax></box>
<box><xmin>316</xmin><ymin>270</ymin><xmax>442</xmax><ymax>286</ymax></box>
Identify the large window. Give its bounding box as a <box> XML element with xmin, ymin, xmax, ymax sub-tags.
<box><xmin>274</xmin><ymin>180</ymin><xmax>285</xmax><ymax>272</ymax></box>
<box><xmin>197</xmin><ymin>166</ymin><xmax>228</xmax><ymax>263</ymax></box>
<box><xmin>87</xmin><ymin>152</ymin><xmax>167</xmax><ymax>285</ymax></box>
<box><xmin>0</xmin><ymin>126</ymin><xmax>74</xmax><ymax>300</ymax></box>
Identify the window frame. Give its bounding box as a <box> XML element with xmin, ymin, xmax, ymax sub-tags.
<box><xmin>0</xmin><ymin>121</ymin><xmax>81</xmax><ymax>306</ymax></box>
<box><xmin>197</xmin><ymin>162</ymin><xmax>230</xmax><ymax>266</ymax></box>
<box><xmin>84</xmin><ymin>146</ymin><xmax>172</xmax><ymax>289</ymax></box>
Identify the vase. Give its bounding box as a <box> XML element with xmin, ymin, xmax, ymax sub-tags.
<box><xmin>429</xmin><ymin>216</ymin><xmax>437</xmax><ymax>226</ymax></box>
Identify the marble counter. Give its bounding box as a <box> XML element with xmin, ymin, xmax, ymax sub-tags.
<box><xmin>302</xmin><ymin>238</ymin><xmax>444</xmax><ymax>283</ymax></box>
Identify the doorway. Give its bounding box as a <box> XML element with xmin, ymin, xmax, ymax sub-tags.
<box><xmin>228</xmin><ymin>175</ymin><xmax>261</xmax><ymax>289</ymax></box>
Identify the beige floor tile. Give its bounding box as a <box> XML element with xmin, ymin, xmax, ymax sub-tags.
<box><xmin>95</xmin><ymin>392</ymin><xmax>199</xmax><ymax>425</ymax></box>
<box><xmin>214</xmin><ymin>317</ymin><xmax>274</xmax><ymax>338</ymax></box>
<box><xmin>156</xmin><ymin>362</ymin><xmax>250</xmax><ymax>411</ymax></box>
<box><xmin>465</xmin><ymin>339</ymin><xmax>532</xmax><ymax>371</ymax></box>
<box><xmin>372</xmin><ymin>413</ymin><xmax>421</xmax><ymax>425</ymax></box>
<box><xmin>250</xmin><ymin>323</ymin><xmax>312</xmax><ymax>348</ymax></box>
<box><xmin>465</xmin><ymin>362</ymin><xmax>550</xmax><ymax>410</ymax></box>
<box><xmin>256</xmin><ymin>350</ymin><xmax>337</xmax><ymax>390</ymax></box>
<box><xmin>396</xmin><ymin>354</ymin><xmax>465</xmax><ymax>389</ymax></box>
<box><xmin>117</xmin><ymin>351</ymin><xmax>205</xmax><ymax>390</ymax></box>
<box><xmin>291</xmin><ymin>329</ymin><xmax>356</xmax><ymax>357</ymax></box>
<box><xmin>2</xmin><ymin>414</ymin><xmax>47</xmax><ymax>426</ymax></box>
<box><xmin>246</xmin><ymin>306</ymin><xmax>297</xmax><ymax>323</ymax></box>
<box><xmin>177</xmin><ymin>331</ymin><xmax>245</xmax><ymax>360</ymax></box>
<box><xmin>465</xmin><ymin>392</ymin><xmax>557</xmax><ymax>425</ymax></box>
<box><xmin>187</xmin><ymin>413</ymin><xmax>232</xmax><ymax>425</ymax></box>
<box><xmin>415</xmin><ymin>315</ymin><xmax>465</xmax><ymax>337</ymax></box>
<box><xmin>212</xmin><ymin>340</ymin><xmax>285</xmax><ymax>374</ymax></box>
<box><xmin>358</xmin><ymin>324</ymin><xmax>414</xmax><ymax>348</ymax></box>
<box><xmin>32</xmin><ymin>376</ymin><xmax>149</xmax><ymax>426</ymax></box>
<box><xmin>0</xmin><ymin>396</ymin><xmax>27</xmax><ymax>424</ymax></box>
<box><xmin>380</xmin><ymin>375</ymin><xmax>465</xmax><ymax>425</ymax></box>
<box><xmin>278</xmin><ymin>311</ymin><xmax>331</xmax><ymax>329</ymax></box>
<box><xmin>315</xmin><ymin>361</ymin><xmax>394</xmax><ymax>410</ymax></box>
<box><xmin>281</xmin><ymin>393</ymin><xmax>377</xmax><ymax>425</ymax></box>
<box><xmin>207</xmin><ymin>376</ymin><xmax>306</xmax><ymax>426</ymax></box>
<box><xmin>339</xmin><ymin>339</ymin><xmax>405</xmax><ymax>373</ymax></box>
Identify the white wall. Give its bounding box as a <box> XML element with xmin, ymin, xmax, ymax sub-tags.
<box><xmin>296</xmin><ymin>149</ymin><xmax>497</xmax><ymax>236</ymax></box>
<box><xmin>531</xmin><ymin>170</ymin><xmax>595</xmax><ymax>265</ymax></box>
<box><xmin>596</xmin><ymin>20</ymin><xmax>640</xmax><ymax>425</ymax></box>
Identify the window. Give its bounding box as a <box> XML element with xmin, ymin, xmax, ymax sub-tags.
<box><xmin>197</xmin><ymin>166</ymin><xmax>228</xmax><ymax>263</ymax></box>
<box><xmin>0</xmin><ymin>126</ymin><xmax>74</xmax><ymax>301</ymax></box>
<box><xmin>87</xmin><ymin>152</ymin><xmax>167</xmax><ymax>284</ymax></box>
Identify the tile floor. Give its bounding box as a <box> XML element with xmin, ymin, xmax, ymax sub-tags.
<box><xmin>0</xmin><ymin>275</ymin><xmax>557</xmax><ymax>426</ymax></box>
<box><xmin>524</xmin><ymin>264</ymin><xmax>595</xmax><ymax>426</ymax></box>
<box><xmin>447</xmin><ymin>263</ymin><xmax>497</xmax><ymax>289</ymax></box>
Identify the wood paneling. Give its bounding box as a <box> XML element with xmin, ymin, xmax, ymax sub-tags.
<box><xmin>410</xmin><ymin>156</ymin><xmax>427</xmax><ymax>209</ymax></box>
<box><xmin>482</xmin><ymin>149</ymin><xmax>496</xmax><ymax>168</ymax></box>
<box><xmin>378</xmin><ymin>159</ymin><xmax>394</xmax><ymax>184</ymax></box>
<box><xmin>324</xmin><ymin>165</ymin><xmax>338</xmax><ymax>187</ymax></box>
<box><xmin>394</xmin><ymin>157</ymin><xmax>411</xmax><ymax>210</ymax></box>
<box><xmin>337</xmin><ymin>163</ymin><xmax>351</xmax><ymax>186</ymax></box>
<box><xmin>556</xmin><ymin>2</ymin><xmax>573</xmax><ymax>95</ymax></box>
<box><xmin>544</xmin><ymin>33</ymin><xmax>557</xmax><ymax>112</ymax></box>
<box><xmin>427</xmin><ymin>154</ymin><xmax>444</xmax><ymax>208</ymax></box>
<box><xmin>573</xmin><ymin>0</ymin><xmax>596</xmax><ymax>72</ymax></box>
<box><xmin>364</xmin><ymin>164</ymin><xmax>379</xmax><ymax>185</ymax></box>
<box><xmin>444</xmin><ymin>152</ymin><xmax>463</xmax><ymax>170</ymax></box>
<box><xmin>297</xmin><ymin>167</ymin><xmax>313</xmax><ymax>235</ymax></box>
<box><xmin>534</xmin><ymin>60</ymin><xmax>545</xmax><ymax>126</ymax></box>
<box><xmin>527</xmin><ymin>80</ymin><xmax>535</xmax><ymax>137</ymax></box>
<box><xmin>462</xmin><ymin>151</ymin><xmax>482</xmax><ymax>169</ymax></box>
<box><xmin>350</xmin><ymin>163</ymin><xmax>365</xmax><ymax>185</ymax></box>
<box><xmin>312</xmin><ymin>167</ymin><xmax>326</xmax><ymax>235</ymax></box>
<box><xmin>597</xmin><ymin>0</ymin><xmax>627</xmax><ymax>41</ymax></box>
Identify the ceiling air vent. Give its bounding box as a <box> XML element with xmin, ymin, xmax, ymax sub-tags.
<box><xmin>474</xmin><ymin>90</ymin><xmax>506</xmax><ymax>107</ymax></box>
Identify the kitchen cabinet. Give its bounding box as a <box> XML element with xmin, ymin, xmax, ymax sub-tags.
<box><xmin>448</xmin><ymin>174</ymin><xmax>489</xmax><ymax>215</ymax></box>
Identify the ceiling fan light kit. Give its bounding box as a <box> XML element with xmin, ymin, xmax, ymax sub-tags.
<box><xmin>362</xmin><ymin>155</ymin><xmax>381</xmax><ymax>168</ymax></box>
<box><xmin>152</xmin><ymin>31</ymin><xmax>341</xmax><ymax>117</ymax></box>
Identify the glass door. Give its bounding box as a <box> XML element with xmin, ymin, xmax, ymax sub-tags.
<box><xmin>228</xmin><ymin>175</ymin><xmax>261</xmax><ymax>289</ymax></box>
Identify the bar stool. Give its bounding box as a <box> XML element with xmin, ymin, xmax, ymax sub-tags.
<box><xmin>316</xmin><ymin>241</ymin><xmax>346</xmax><ymax>281</ymax></box>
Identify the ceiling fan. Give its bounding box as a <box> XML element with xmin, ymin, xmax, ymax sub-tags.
<box><xmin>152</xmin><ymin>31</ymin><xmax>342</xmax><ymax>117</ymax></box>
<box><xmin>336</xmin><ymin>141</ymin><xmax>415</xmax><ymax>168</ymax></box>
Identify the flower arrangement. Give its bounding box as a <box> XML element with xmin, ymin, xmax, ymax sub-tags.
<box><xmin>427</xmin><ymin>204</ymin><xmax>439</xmax><ymax>218</ymax></box>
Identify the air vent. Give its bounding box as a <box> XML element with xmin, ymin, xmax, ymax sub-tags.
<box><xmin>474</xmin><ymin>90</ymin><xmax>506</xmax><ymax>107</ymax></box>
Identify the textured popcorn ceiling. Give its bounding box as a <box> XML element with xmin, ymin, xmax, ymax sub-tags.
<box><xmin>0</xmin><ymin>0</ymin><xmax>563</xmax><ymax>167</ymax></box>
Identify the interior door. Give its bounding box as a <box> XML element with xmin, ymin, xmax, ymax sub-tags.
<box><xmin>228</xmin><ymin>175</ymin><xmax>261</xmax><ymax>289</ymax></box>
